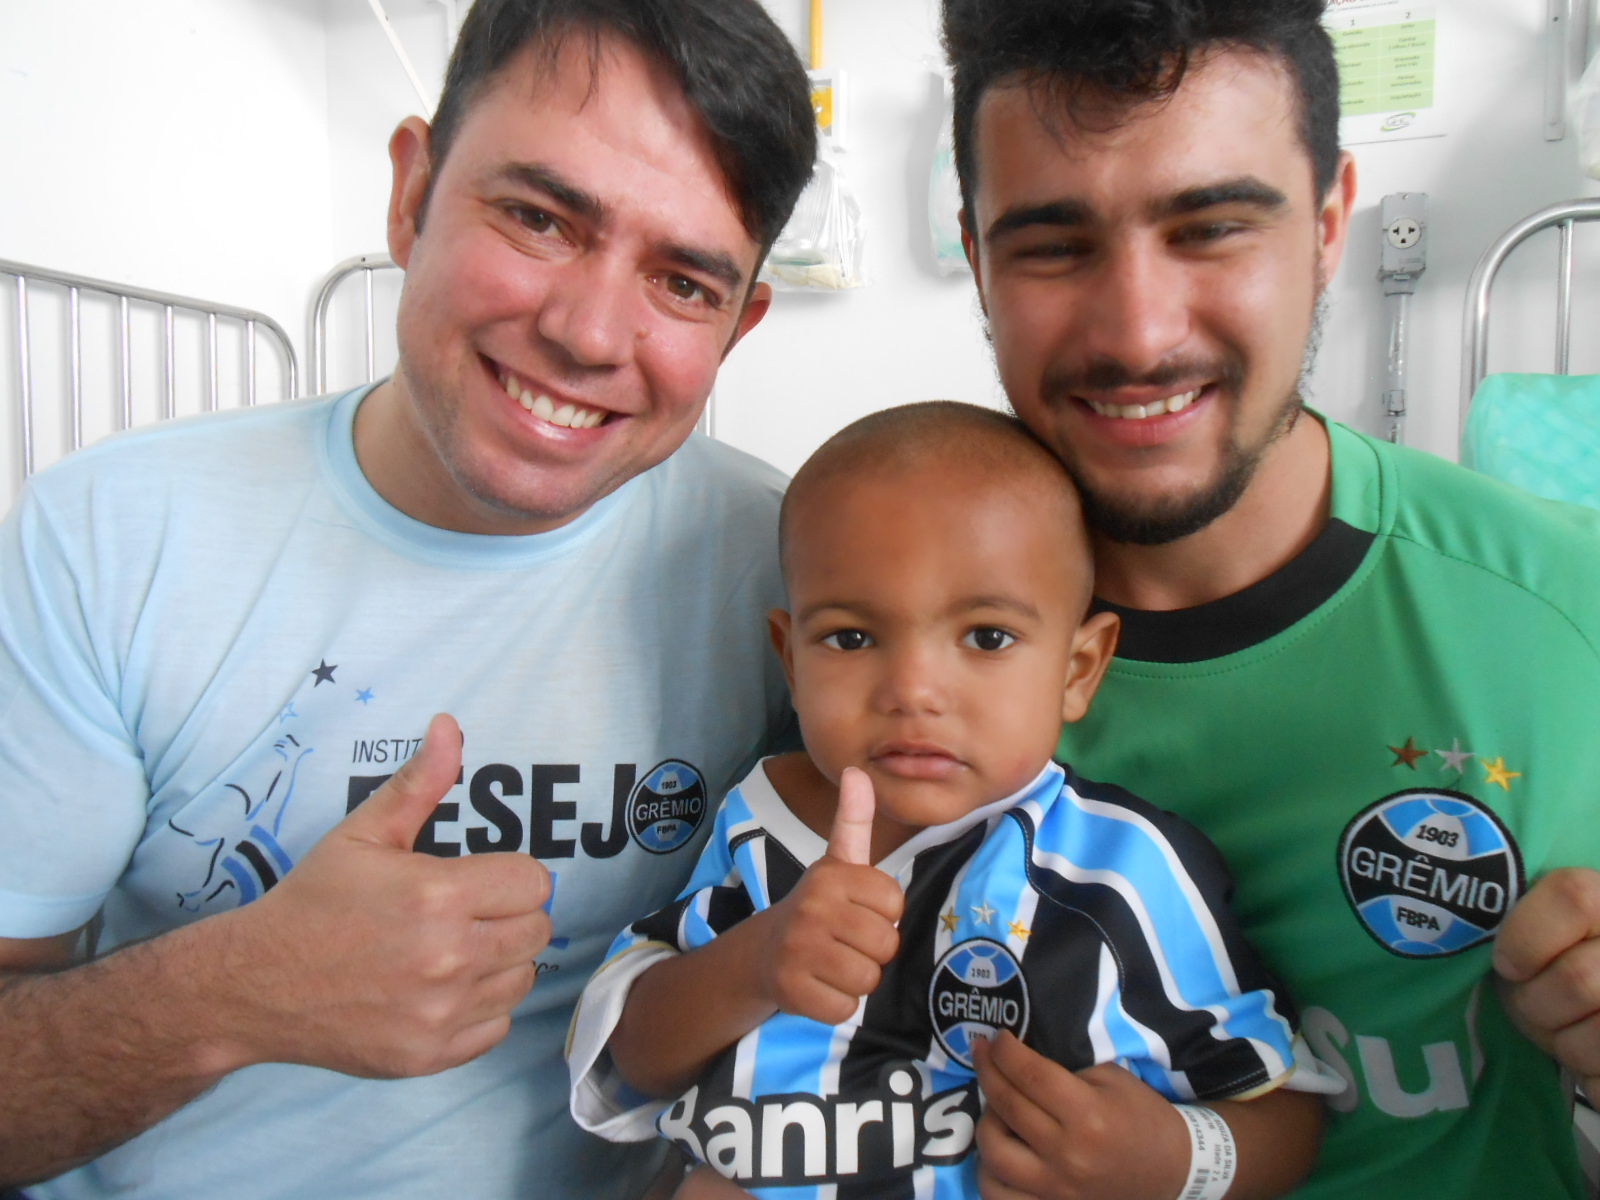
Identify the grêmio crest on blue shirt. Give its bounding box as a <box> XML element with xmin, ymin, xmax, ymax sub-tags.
<box><xmin>657</xmin><ymin>1062</ymin><xmax>981</xmax><ymax>1187</ymax></box>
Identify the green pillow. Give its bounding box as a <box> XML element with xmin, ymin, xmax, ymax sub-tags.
<box><xmin>1462</xmin><ymin>372</ymin><xmax>1600</xmax><ymax>510</ymax></box>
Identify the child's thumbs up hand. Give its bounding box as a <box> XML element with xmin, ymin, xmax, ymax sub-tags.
<box><xmin>762</xmin><ymin>767</ymin><xmax>904</xmax><ymax>1025</ymax></box>
<box><xmin>218</xmin><ymin>713</ymin><xmax>552</xmax><ymax>1079</ymax></box>
<box><xmin>825</xmin><ymin>766</ymin><xmax>877</xmax><ymax>865</ymax></box>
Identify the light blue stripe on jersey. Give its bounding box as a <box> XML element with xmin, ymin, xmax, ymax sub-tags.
<box><xmin>946</xmin><ymin>767</ymin><xmax>1060</xmax><ymax>948</ymax></box>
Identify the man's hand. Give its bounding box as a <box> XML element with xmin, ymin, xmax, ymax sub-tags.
<box><xmin>217</xmin><ymin>712</ymin><xmax>553</xmax><ymax>1078</ymax></box>
<box><xmin>972</xmin><ymin>1032</ymin><xmax>1188</xmax><ymax>1200</ymax></box>
<box><xmin>1494</xmin><ymin>866</ymin><xmax>1600</xmax><ymax>1096</ymax></box>
<box><xmin>760</xmin><ymin>767</ymin><xmax>903</xmax><ymax>1024</ymax></box>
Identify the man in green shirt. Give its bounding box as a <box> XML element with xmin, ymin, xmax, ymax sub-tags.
<box><xmin>944</xmin><ymin>0</ymin><xmax>1600</xmax><ymax>1196</ymax></box>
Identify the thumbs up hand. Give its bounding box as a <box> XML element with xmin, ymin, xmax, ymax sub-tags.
<box><xmin>760</xmin><ymin>767</ymin><xmax>904</xmax><ymax>1025</ymax></box>
<box><xmin>217</xmin><ymin>714</ymin><xmax>552</xmax><ymax>1079</ymax></box>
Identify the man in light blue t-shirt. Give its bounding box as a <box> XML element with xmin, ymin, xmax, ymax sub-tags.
<box><xmin>0</xmin><ymin>3</ymin><xmax>815</xmax><ymax>1198</ymax></box>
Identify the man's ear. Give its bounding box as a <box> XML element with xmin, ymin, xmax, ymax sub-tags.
<box><xmin>387</xmin><ymin>116</ymin><xmax>433</xmax><ymax>270</ymax></box>
<box><xmin>1315</xmin><ymin>151</ymin><xmax>1358</xmax><ymax>288</ymax></box>
<box><xmin>723</xmin><ymin>281</ymin><xmax>773</xmax><ymax>360</ymax></box>
<box><xmin>1061</xmin><ymin>611</ymin><xmax>1119</xmax><ymax>724</ymax></box>
<box><xmin>768</xmin><ymin>609</ymin><xmax>798</xmax><ymax>691</ymax></box>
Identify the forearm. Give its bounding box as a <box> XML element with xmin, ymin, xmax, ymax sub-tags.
<box><xmin>609</xmin><ymin>911</ymin><xmax>781</xmax><ymax>1098</ymax></box>
<box><xmin>0</xmin><ymin>918</ymin><xmax>255</xmax><ymax>1186</ymax></box>
<box><xmin>1203</xmin><ymin>1087</ymin><xmax>1323</xmax><ymax>1200</ymax></box>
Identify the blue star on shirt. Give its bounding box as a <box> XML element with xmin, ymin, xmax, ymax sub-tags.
<box><xmin>278</xmin><ymin>702</ymin><xmax>297</xmax><ymax>723</ymax></box>
<box><xmin>356</xmin><ymin>688</ymin><xmax>375</xmax><ymax>705</ymax></box>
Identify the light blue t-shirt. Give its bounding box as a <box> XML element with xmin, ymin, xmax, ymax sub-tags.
<box><xmin>0</xmin><ymin>386</ymin><xmax>795</xmax><ymax>1200</ymax></box>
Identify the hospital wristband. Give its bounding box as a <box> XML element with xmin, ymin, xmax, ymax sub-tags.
<box><xmin>1172</xmin><ymin>1104</ymin><xmax>1236</xmax><ymax>1200</ymax></box>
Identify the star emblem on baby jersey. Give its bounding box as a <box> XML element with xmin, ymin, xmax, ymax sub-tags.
<box><xmin>970</xmin><ymin>900</ymin><xmax>996</xmax><ymax>926</ymax></box>
<box><xmin>939</xmin><ymin>909</ymin><xmax>959</xmax><ymax>932</ymax></box>
<box><xmin>1435</xmin><ymin>738</ymin><xmax>1473</xmax><ymax>775</ymax></box>
<box><xmin>1389</xmin><ymin>737</ymin><xmax>1427</xmax><ymax>769</ymax></box>
<box><xmin>1481</xmin><ymin>756</ymin><xmax>1522</xmax><ymax>792</ymax></box>
<box><xmin>1007</xmin><ymin>920</ymin><xmax>1031</xmax><ymax>941</ymax></box>
<box><xmin>311</xmin><ymin>660</ymin><xmax>337</xmax><ymax>686</ymax></box>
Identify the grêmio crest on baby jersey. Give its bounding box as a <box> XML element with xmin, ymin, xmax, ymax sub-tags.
<box><xmin>1337</xmin><ymin>788</ymin><xmax>1524</xmax><ymax>958</ymax></box>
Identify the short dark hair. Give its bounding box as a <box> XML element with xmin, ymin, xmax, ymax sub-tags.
<box><xmin>427</xmin><ymin>0</ymin><xmax>816</xmax><ymax>253</ymax></box>
<box><xmin>942</xmin><ymin>0</ymin><xmax>1341</xmax><ymax>235</ymax></box>
<box><xmin>779</xmin><ymin>401</ymin><xmax>1085</xmax><ymax>585</ymax></box>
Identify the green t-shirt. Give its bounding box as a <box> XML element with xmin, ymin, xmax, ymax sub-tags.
<box><xmin>1058</xmin><ymin>419</ymin><xmax>1600</xmax><ymax>1198</ymax></box>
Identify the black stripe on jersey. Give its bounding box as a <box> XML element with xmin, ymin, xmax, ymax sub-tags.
<box><xmin>1014</xmin><ymin>770</ymin><xmax>1295</xmax><ymax>1099</ymax></box>
<box><xmin>1017</xmin><ymin>901</ymin><xmax>1113</xmax><ymax>1073</ymax></box>
<box><xmin>234</xmin><ymin>841</ymin><xmax>279</xmax><ymax>892</ymax></box>
<box><xmin>761</xmin><ymin>836</ymin><xmax>807</xmax><ymax>905</ymax></box>
<box><xmin>630</xmin><ymin>894</ymin><xmax>695</xmax><ymax>947</ymax></box>
<box><xmin>1095</xmin><ymin>516</ymin><xmax>1374</xmax><ymax>662</ymax></box>
<box><xmin>835</xmin><ymin>822</ymin><xmax>989</xmax><ymax>1200</ymax></box>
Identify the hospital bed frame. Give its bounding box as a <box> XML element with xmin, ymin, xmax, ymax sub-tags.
<box><xmin>310</xmin><ymin>252</ymin><xmax>400</xmax><ymax>396</ymax></box>
<box><xmin>1460</xmin><ymin>197</ymin><xmax>1600</xmax><ymax>424</ymax></box>
<box><xmin>1</xmin><ymin>257</ymin><xmax>299</xmax><ymax>481</ymax></box>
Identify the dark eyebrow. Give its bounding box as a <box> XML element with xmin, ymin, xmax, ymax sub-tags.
<box><xmin>1154</xmin><ymin>178</ymin><xmax>1287</xmax><ymax>218</ymax></box>
<box><xmin>499</xmin><ymin>163</ymin><xmax>606</xmax><ymax>225</ymax></box>
<box><xmin>662</xmin><ymin>245</ymin><xmax>746</xmax><ymax>293</ymax></box>
<box><xmin>985</xmin><ymin>199</ymin><xmax>1094</xmax><ymax>242</ymax></box>
<box><xmin>984</xmin><ymin>177</ymin><xmax>1288</xmax><ymax>244</ymax></box>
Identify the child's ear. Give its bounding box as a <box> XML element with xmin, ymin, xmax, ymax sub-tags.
<box><xmin>1061</xmin><ymin>611</ymin><xmax>1120</xmax><ymax>723</ymax></box>
<box><xmin>768</xmin><ymin>609</ymin><xmax>798</xmax><ymax>691</ymax></box>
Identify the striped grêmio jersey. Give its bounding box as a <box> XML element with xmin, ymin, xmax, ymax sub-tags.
<box><xmin>569</xmin><ymin>759</ymin><xmax>1300</xmax><ymax>1198</ymax></box>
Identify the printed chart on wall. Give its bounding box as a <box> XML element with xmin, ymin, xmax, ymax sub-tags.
<box><xmin>1323</xmin><ymin>0</ymin><xmax>1448</xmax><ymax>144</ymax></box>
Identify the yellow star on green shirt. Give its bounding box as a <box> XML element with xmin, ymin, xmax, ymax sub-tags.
<box><xmin>1481</xmin><ymin>756</ymin><xmax>1521</xmax><ymax>791</ymax></box>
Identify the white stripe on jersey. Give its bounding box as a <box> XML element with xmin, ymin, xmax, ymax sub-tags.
<box><xmin>1085</xmin><ymin>941</ymin><xmax>1120</xmax><ymax>1066</ymax></box>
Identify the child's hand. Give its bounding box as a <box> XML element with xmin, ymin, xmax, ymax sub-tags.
<box><xmin>971</xmin><ymin>1032</ymin><xmax>1188</xmax><ymax>1200</ymax></box>
<box><xmin>760</xmin><ymin>767</ymin><xmax>904</xmax><ymax>1024</ymax></box>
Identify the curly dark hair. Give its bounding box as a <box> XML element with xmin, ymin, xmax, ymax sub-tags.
<box><xmin>942</xmin><ymin>0</ymin><xmax>1341</xmax><ymax>234</ymax></box>
<box><xmin>424</xmin><ymin>0</ymin><xmax>817</xmax><ymax>255</ymax></box>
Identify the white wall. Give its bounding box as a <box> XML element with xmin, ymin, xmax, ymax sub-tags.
<box><xmin>3</xmin><ymin>0</ymin><xmax>1598</xmax><ymax>502</ymax></box>
<box><xmin>0</xmin><ymin>0</ymin><xmax>332</xmax><ymax>498</ymax></box>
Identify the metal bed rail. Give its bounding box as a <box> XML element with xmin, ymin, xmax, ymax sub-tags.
<box><xmin>310</xmin><ymin>253</ymin><xmax>400</xmax><ymax>395</ymax></box>
<box><xmin>1460</xmin><ymin>198</ymin><xmax>1600</xmax><ymax>425</ymax></box>
<box><xmin>2</xmin><ymin>257</ymin><xmax>299</xmax><ymax>481</ymax></box>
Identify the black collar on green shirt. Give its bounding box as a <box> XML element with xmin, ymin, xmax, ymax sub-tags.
<box><xmin>1092</xmin><ymin>518</ymin><xmax>1375</xmax><ymax>664</ymax></box>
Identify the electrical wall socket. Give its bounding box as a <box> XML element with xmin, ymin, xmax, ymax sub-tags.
<box><xmin>1379</xmin><ymin>192</ymin><xmax>1428</xmax><ymax>286</ymax></box>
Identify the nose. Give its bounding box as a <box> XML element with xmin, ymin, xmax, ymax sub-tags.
<box><xmin>533</xmin><ymin>253</ymin><xmax>636</xmax><ymax>370</ymax></box>
<box><xmin>1078</xmin><ymin>237</ymin><xmax>1193</xmax><ymax>378</ymax></box>
<box><xmin>871</xmin><ymin>641</ymin><xmax>948</xmax><ymax>717</ymax></box>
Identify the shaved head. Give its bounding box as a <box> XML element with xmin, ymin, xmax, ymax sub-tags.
<box><xmin>781</xmin><ymin>401</ymin><xmax>1095</xmax><ymax>612</ymax></box>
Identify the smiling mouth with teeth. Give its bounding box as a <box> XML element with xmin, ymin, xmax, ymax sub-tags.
<box><xmin>497</xmin><ymin>365</ymin><xmax>610</xmax><ymax>430</ymax></box>
<box><xmin>1084</xmin><ymin>387</ymin><xmax>1204</xmax><ymax>420</ymax></box>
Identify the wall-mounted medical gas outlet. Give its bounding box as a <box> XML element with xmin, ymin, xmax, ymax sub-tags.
<box><xmin>1379</xmin><ymin>193</ymin><xmax>1429</xmax><ymax>288</ymax></box>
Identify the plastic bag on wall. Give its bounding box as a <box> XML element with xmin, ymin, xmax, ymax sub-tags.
<box><xmin>929</xmin><ymin>74</ymin><xmax>969</xmax><ymax>275</ymax></box>
<box><xmin>762</xmin><ymin>146</ymin><xmax>868</xmax><ymax>290</ymax></box>
<box><xmin>1576</xmin><ymin>52</ymin><xmax>1600</xmax><ymax>180</ymax></box>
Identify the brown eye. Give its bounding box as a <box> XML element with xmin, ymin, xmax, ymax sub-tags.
<box><xmin>822</xmin><ymin>630</ymin><xmax>872</xmax><ymax>651</ymax></box>
<box><xmin>666</xmin><ymin>275</ymin><xmax>706</xmax><ymax>302</ymax></box>
<box><xmin>963</xmin><ymin>627</ymin><xmax>1015</xmax><ymax>651</ymax></box>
